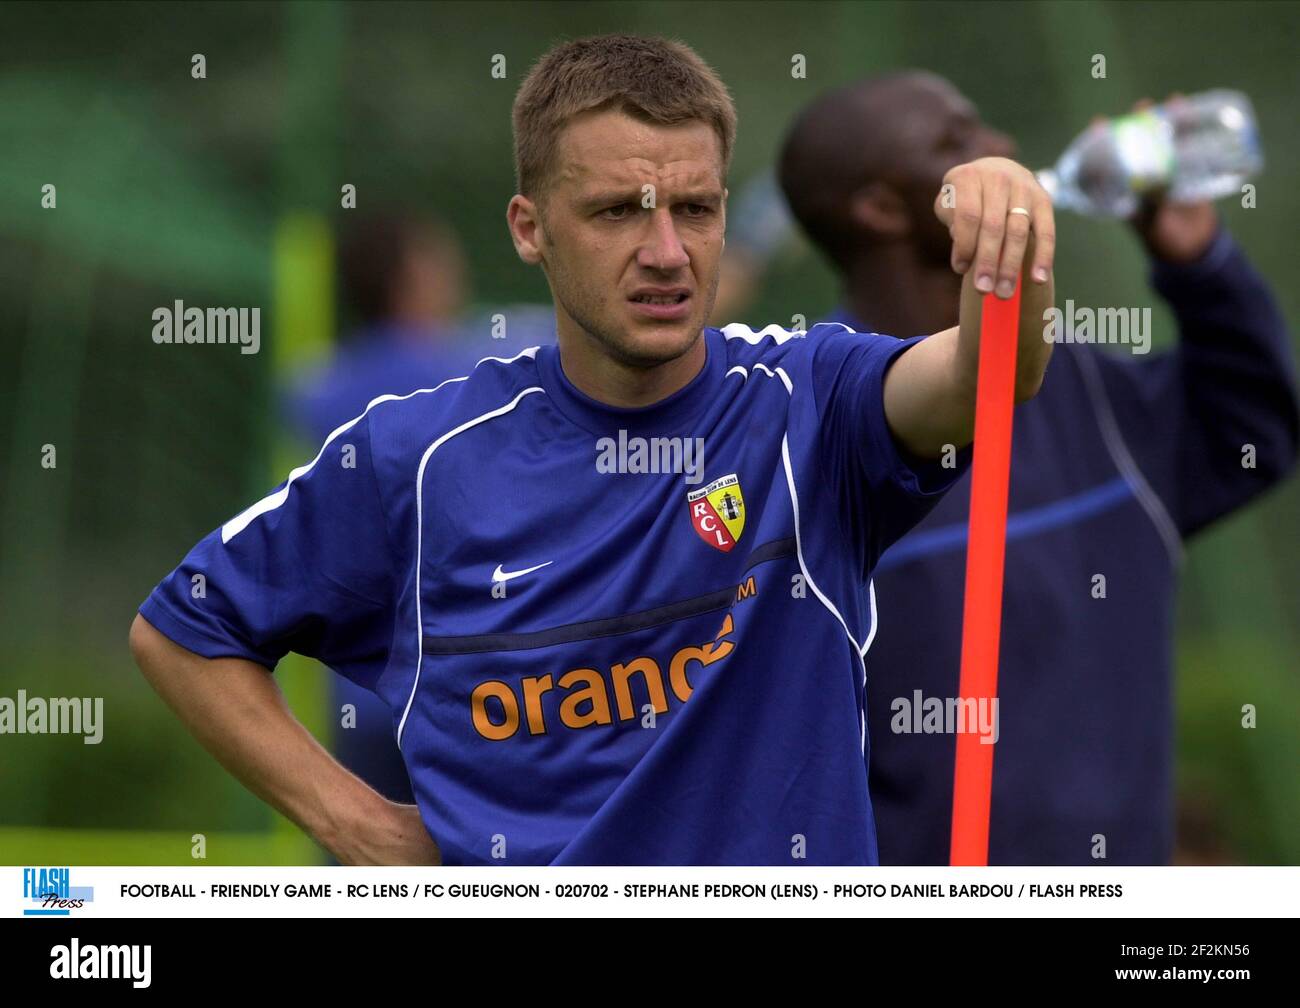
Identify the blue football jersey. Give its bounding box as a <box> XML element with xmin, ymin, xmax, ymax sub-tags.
<box><xmin>140</xmin><ymin>322</ymin><xmax>971</xmax><ymax>865</ymax></box>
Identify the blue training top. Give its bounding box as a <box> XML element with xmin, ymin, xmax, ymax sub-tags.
<box><xmin>140</xmin><ymin>322</ymin><xmax>970</xmax><ymax>865</ymax></box>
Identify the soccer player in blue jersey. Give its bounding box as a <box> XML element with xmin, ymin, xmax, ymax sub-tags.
<box><xmin>130</xmin><ymin>34</ymin><xmax>1056</xmax><ymax>865</ymax></box>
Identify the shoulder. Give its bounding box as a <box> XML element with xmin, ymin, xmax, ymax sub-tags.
<box><xmin>712</xmin><ymin>320</ymin><xmax>907</xmax><ymax>379</ymax></box>
<box><xmin>345</xmin><ymin>346</ymin><xmax>547</xmax><ymax>464</ymax></box>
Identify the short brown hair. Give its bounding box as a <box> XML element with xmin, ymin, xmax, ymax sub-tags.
<box><xmin>512</xmin><ymin>34</ymin><xmax>737</xmax><ymax>202</ymax></box>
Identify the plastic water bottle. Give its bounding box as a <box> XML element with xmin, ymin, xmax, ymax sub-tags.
<box><xmin>1036</xmin><ymin>90</ymin><xmax>1263</xmax><ymax>217</ymax></box>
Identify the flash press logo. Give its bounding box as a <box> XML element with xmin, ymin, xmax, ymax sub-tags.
<box><xmin>22</xmin><ymin>867</ymin><xmax>94</xmax><ymax>915</ymax></box>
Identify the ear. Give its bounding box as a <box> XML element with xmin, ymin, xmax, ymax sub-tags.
<box><xmin>849</xmin><ymin>180</ymin><xmax>912</xmax><ymax>239</ymax></box>
<box><xmin>507</xmin><ymin>194</ymin><xmax>544</xmax><ymax>265</ymax></box>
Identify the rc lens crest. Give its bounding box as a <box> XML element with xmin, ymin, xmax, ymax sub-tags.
<box><xmin>687</xmin><ymin>473</ymin><xmax>745</xmax><ymax>552</ymax></box>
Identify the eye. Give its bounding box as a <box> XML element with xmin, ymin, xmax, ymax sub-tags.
<box><xmin>682</xmin><ymin>203</ymin><xmax>713</xmax><ymax>217</ymax></box>
<box><xmin>601</xmin><ymin>203</ymin><xmax>636</xmax><ymax>220</ymax></box>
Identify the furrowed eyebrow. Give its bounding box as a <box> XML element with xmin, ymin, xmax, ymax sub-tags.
<box><xmin>675</xmin><ymin>191</ymin><xmax>724</xmax><ymax>206</ymax></box>
<box><xmin>580</xmin><ymin>188</ymin><xmax>724</xmax><ymax>210</ymax></box>
<box><xmin>580</xmin><ymin>190</ymin><xmax>643</xmax><ymax>210</ymax></box>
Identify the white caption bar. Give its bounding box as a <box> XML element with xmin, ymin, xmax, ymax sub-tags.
<box><xmin>9</xmin><ymin>866</ymin><xmax>1298</xmax><ymax>918</ymax></box>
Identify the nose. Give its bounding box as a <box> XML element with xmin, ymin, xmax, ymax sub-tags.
<box><xmin>637</xmin><ymin>208</ymin><xmax>690</xmax><ymax>272</ymax></box>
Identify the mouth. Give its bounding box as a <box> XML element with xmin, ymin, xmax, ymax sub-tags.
<box><xmin>628</xmin><ymin>289</ymin><xmax>692</xmax><ymax>321</ymax></box>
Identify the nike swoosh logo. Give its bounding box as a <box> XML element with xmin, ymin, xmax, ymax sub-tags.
<box><xmin>491</xmin><ymin>561</ymin><xmax>553</xmax><ymax>583</ymax></box>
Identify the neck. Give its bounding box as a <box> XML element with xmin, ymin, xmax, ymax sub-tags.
<box><xmin>556</xmin><ymin>327</ymin><xmax>708</xmax><ymax>408</ymax></box>
<box><xmin>844</xmin><ymin>243</ymin><xmax>962</xmax><ymax>338</ymax></box>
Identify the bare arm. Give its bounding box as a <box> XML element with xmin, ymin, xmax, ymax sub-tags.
<box><xmin>884</xmin><ymin>157</ymin><xmax>1056</xmax><ymax>458</ymax></box>
<box><xmin>129</xmin><ymin>613</ymin><xmax>441</xmax><ymax>865</ymax></box>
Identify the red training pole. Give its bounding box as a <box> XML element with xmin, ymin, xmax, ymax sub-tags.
<box><xmin>949</xmin><ymin>277</ymin><xmax>1021</xmax><ymax>866</ymax></box>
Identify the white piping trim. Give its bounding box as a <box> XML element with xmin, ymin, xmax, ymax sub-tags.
<box><xmin>725</xmin><ymin>365</ymin><xmax>749</xmax><ymax>381</ymax></box>
<box><xmin>779</xmin><ymin>433</ymin><xmax>870</xmax><ymax>753</ymax></box>
<box><xmin>743</xmin><ymin>359</ymin><xmax>869</xmax><ymax>745</ymax></box>
<box><xmin>859</xmin><ymin>580</ymin><xmax>878</xmax><ymax>752</ymax></box>
<box><xmin>752</xmin><ymin>360</ymin><xmax>867</xmax><ymax>745</ymax></box>
<box><xmin>397</xmin><ymin>386</ymin><xmax>545</xmax><ymax>748</ymax></box>
<box><xmin>1074</xmin><ymin>348</ymin><xmax>1184</xmax><ymax>568</ymax></box>
<box><xmin>221</xmin><ymin>346</ymin><xmax>541</xmax><ymax>544</ymax></box>
<box><xmin>860</xmin><ymin>580</ymin><xmax>878</xmax><ymax>658</ymax></box>
<box><xmin>720</xmin><ymin>322</ymin><xmax>806</xmax><ymax>344</ymax></box>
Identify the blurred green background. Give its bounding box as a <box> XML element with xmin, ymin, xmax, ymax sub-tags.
<box><xmin>0</xmin><ymin>0</ymin><xmax>1295</xmax><ymax>865</ymax></box>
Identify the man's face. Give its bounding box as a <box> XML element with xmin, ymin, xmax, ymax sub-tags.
<box><xmin>878</xmin><ymin>75</ymin><xmax>1018</xmax><ymax>261</ymax></box>
<box><xmin>510</xmin><ymin>107</ymin><xmax>726</xmax><ymax>368</ymax></box>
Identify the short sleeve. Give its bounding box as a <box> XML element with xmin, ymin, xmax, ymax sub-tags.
<box><xmin>811</xmin><ymin>325</ymin><xmax>973</xmax><ymax>573</ymax></box>
<box><xmin>138</xmin><ymin>412</ymin><xmax>396</xmax><ymax>689</ymax></box>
